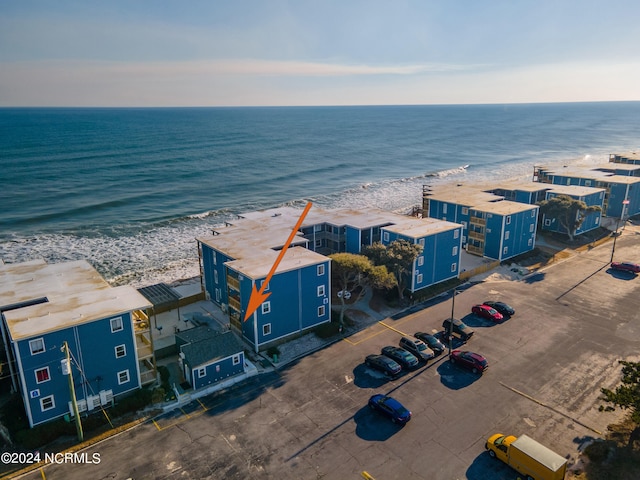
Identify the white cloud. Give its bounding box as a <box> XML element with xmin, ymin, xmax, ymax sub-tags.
<box><xmin>1</xmin><ymin>58</ymin><xmax>639</xmax><ymax>107</ymax></box>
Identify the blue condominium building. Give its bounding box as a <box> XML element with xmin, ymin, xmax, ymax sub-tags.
<box><xmin>423</xmin><ymin>184</ymin><xmax>539</xmax><ymax>261</ymax></box>
<box><xmin>534</xmin><ymin>161</ymin><xmax>640</xmax><ymax>219</ymax></box>
<box><xmin>197</xmin><ymin>206</ymin><xmax>463</xmax><ymax>351</ymax></box>
<box><xmin>198</xmin><ymin>209</ymin><xmax>331</xmax><ymax>352</ymax></box>
<box><xmin>0</xmin><ymin>259</ymin><xmax>153</xmax><ymax>427</ymax></box>
<box><xmin>488</xmin><ymin>181</ymin><xmax>605</xmax><ymax>237</ymax></box>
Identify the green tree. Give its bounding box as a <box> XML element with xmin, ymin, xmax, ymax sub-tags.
<box><xmin>538</xmin><ymin>194</ymin><xmax>601</xmax><ymax>241</ymax></box>
<box><xmin>363</xmin><ymin>239</ymin><xmax>423</xmax><ymax>300</ymax></box>
<box><xmin>329</xmin><ymin>253</ymin><xmax>396</xmax><ymax>326</ymax></box>
<box><xmin>600</xmin><ymin>360</ymin><xmax>640</xmax><ymax>445</ymax></box>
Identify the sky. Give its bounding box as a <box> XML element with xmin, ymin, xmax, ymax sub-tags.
<box><xmin>1</xmin><ymin>0</ymin><xmax>640</xmax><ymax>107</ymax></box>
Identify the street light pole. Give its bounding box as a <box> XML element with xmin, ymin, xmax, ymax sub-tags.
<box><xmin>610</xmin><ymin>199</ymin><xmax>629</xmax><ymax>263</ymax></box>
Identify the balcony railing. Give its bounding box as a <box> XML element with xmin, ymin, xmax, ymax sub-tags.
<box><xmin>227</xmin><ymin>276</ymin><xmax>240</xmax><ymax>291</ymax></box>
<box><xmin>140</xmin><ymin>369</ymin><xmax>156</xmax><ymax>385</ymax></box>
<box><xmin>467</xmin><ymin>244</ymin><xmax>484</xmax><ymax>256</ymax></box>
<box><xmin>228</xmin><ymin>296</ymin><xmax>241</xmax><ymax>312</ymax></box>
<box><xmin>468</xmin><ymin>230</ymin><xmax>484</xmax><ymax>241</ymax></box>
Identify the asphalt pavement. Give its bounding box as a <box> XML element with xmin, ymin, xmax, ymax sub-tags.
<box><xmin>11</xmin><ymin>226</ymin><xmax>640</xmax><ymax>480</ymax></box>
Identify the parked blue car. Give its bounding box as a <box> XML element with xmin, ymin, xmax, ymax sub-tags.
<box><xmin>368</xmin><ymin>394</ymin><xmax>412</xmax><ymax>424</ymax></box>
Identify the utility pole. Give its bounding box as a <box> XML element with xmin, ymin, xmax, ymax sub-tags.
<box><xmin>61</xmin><ymin>341</ymin><xmax>83</xmax><ymax>442</ymax></box>
<box><xmin>448</xmin><ymin>289</ymin><xmax>456</xmax><ymax>355</ymax></box>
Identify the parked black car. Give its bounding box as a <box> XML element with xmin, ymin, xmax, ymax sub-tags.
<box><xmin>442</xmin><ymin>318</ymin><xmax>474</xmax><ymax>341</ymax></box>
<box><xmin>381</xmin><ymin>346</ymin><xmax>419</xmax><ymax>369</ymax></box>
<box><xmin>414</xmin><ymin>332</ymin><xmax>446</xmax><ymax>355</ymax></box>
<box><xmin>365</xmin><ymin>354</ymin><xmax>402</xmax><ymax>376</ymax></box>
<box><xmin>482</xmin><ymin>301</ymin><xmax>515</xmax><ymax>317</ymax></box>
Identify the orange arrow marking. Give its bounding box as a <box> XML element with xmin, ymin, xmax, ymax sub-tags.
<box><xmin>244</xmin><ymin>202</ymin><xmax>313</xmax><ymax>321</ymax></box>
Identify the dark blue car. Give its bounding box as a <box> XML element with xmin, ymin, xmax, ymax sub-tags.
<box><xmin>368</xmin><ymin>394</ymin><xmax>412</xmax><ymax>424</ymax></box>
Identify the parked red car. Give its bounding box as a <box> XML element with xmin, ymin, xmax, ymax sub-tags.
<box><xmin>611</xmin><ymin>262</ymin><xmax>640</xmax><ymax>274</ymax></box>
<box><xmin>449</xmin><ymin>350</ymin><xmax>488</xmax><ymax>374</ymax></box>
<box><xmin>472</xmin><ymin>304</ymin><xmax>504</xmax><ymax>322</ymax></box>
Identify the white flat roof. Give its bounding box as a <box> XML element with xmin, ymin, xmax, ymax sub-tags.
<box><xmin>472</xmin><ymin>200</ymin><xmax>538</xmax><ymax>215</ymax></box>
<box><xmin>546</xmin><ymin>185</ymin><xmax>605</xmax><ymax>197</ymax></box>
<box><xmin>425</xmin><ymin>183</ymin><xmax>502</xmax><ymax>205</ymax></box>
<box><xmin>0</xmin><ymin>259</ymin><xmax>151</xmax><ymax>341</ymax></box>
<box><xmin>198</xmin><ymin>206</ymin><xmax>462</xmax><ymax>278</ymax></box>
<box><xmin>382</xmin><ymin>216</ymin><xmax>460</xmax><ymax>237</ymax></box>
<box><xmin>226</xmin><ymin>245</ymin><xmax>328</xmax><ymax>279</ymax></box>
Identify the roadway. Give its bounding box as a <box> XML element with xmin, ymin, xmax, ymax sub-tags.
<box><xmin>17</xmin><ymin>228</ymin><xmax>640</xmax><ymax>480</ymax></box>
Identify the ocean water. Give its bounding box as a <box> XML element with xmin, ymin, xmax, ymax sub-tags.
<box><xmin>1</xmin><ymin>103</ymin><xmax>639</xmax><ymax>286</ymax></box>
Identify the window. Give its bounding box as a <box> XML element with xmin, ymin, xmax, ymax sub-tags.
<box><xmin>115</xmin><ymin>345</ymin><xmax>126</xmax><ymax>358</ymax></box>
<box><xmin>197</xmin><ymin>368</ymin><xmax>206</xmax><ymax>378</ymax></box>
<box><xmin>317</xmin><ymin>264</ymin><xmax>325</xmax><ymax>276</ymax></box>
<box><xmin>452</xmin><ymin>246</ymin><xmax>458</xmax><ymax>256</ymax></box>
<box><xmin>528</xmin><ymin>238</ymin><xmax>533</xmax><ymax>246</ymax></box>
<box><xmin>318</xmin><ymin>305</ymin><xmax>326</xmax><ymax>317</ymax></box>
<box><xmin>453</xmin><ymin>229</ymin><xmax>459</xmax><ymax>239</ymax></box>
<box><xmin>214</xmin><ymin>270</ymin><xmax>218</xmax><ymax>284</ymax></box>
<box><xmin>442</xmin><ymin>204</ymin><xmax>448</xmax><ymax>214</ymax></box>
<box><xmin>595</xmin><ymin>216</ymin><xmax>600</xmax><ymax>225</ymax></box>
<box><xmin>585</xmin><ymin>180</ymin><xmax>592</xmax><ymax>186</ymax></box>
<box><xmin>35</xmin><ymin>367</ymin><xmax>50</xmax><ymax>384</ymax></box>
<box><xmin>417</xmin><ymin>256</ymin><xmax>424</xmax><ymax>266</ymax></box>
<box><xmin>506</xmin><ymin>215</ymin><xmax>511</xmax><ymax>225</ymax></box>
<box><xmin>117</xmin><ymin>370</ymin><xmax>130</xmax><ymax>385</ymax></box>
<box><xmin>263</xmin><ymin>323</ymin><xmax>271</xmax><ymax>336</ymax></box>
<box><xmin>261</xmin><ymin>280</ymin><xmax>269</xmax><ymax>291</ymax></box>
<box><xmin>531</xmin><ymin>209</ymin><xmax>536</xmax><ymax>217</ymax></box>
<box><xmin>213</xmin><ymin>252</ymin><xmax>217</xmax><ymax>265</ymax></box>
<box><xmin>418</xmin><ymin>238</ymin><xmax>425</xmax><ymax>246</ymax></box>
<box><xmin>29</xmin><ymin>338</ymin><xmax>45</xmax><ymax>355</ymax></box>
<box><xmin>417</xmin><ymin>274</ymin><xmax>423</xmax><ymax>284</ymax></box>
<box><xmin>40</xmin><ymin>395</ymin><xmax>55</xmax><ymax>412</ymax></box>
<box><xmin>314</xmin><ymin>224</ymin><xmax>322</xmax><ymax>232</ymax></box>
<box><xmin>461</xmin><ymin>221</ymin><xmax>468</xmax><ymax>228</ymax></box>
<box><xmin>233</xmin><ymin>354</ymin><xmax>241</xmax><ymax>365</ymax></box>
<box><xmin>504</xmin><ymin>231</ymin><xmax>510</xmax><ymax>240</ymax></box>
<box><xmin>317</xmin><ymin>285</ymin><xmax>325</xmax><ymax>297</ymax></box>
<box><xmin>461</xmin><ymin>207</ymin><xmax>468</xmax><ymax>215</ymax></box>
<box><xmin>261</xmin><ymin>302</ymin><xmax>271</xmax><ymax>314</ymax></box>
<box><xmin>110</xmin><ymin>317</ymin><xmax>124</xmax><ymax>333</ymax></box>
<box><xmin>503</xmin><ymin>247</ymin><xmax>508</xmax><ymax>256</ymax></box>
<box><xmin>544</xmin><ymin>219</ymin><xmax>552</xmax><ymax>226</ymax></box>
<box><xmin>315</xmin><ymin>239</ymin><xmax>321</xmax><ymax>248</ymax></box>
<box><xmin>451</xmin><ymin>263</ymin><xmax>457</xmax><ymax>272</ymax></box>
<box><xmin>383</xmin><ymin>231</ymin><xmax>389</xmax><ymax>242</ymax></box>
<box><xmin>529</xmin><ymin>224</ymin><xmax>535</xmax><ymax>233</ymax></box>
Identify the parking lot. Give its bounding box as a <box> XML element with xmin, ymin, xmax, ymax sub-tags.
<box><xmin>16</xmin><ymin>228</ymin><xmax>640</xmax><ymax>480</ymax></box>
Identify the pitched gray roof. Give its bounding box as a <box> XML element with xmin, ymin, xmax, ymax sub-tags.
<box><xmin>178</xmin><ymin>328</ymin><xmax>244</xmax><ymax>369</ymax></box>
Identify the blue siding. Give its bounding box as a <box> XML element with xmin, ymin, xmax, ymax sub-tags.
<box><xmin>17</xmin><ymin>313</ymin><xmax>139</xmax><ymax>427</ymax></box>
<box><xmin>381</xmin><ymin>227</ymin><xmax>462</xmax><ymax>293</ymax></box>
<box><xmin>541</xmin><ymin>191</ymin><xmax>604</xmax><ymax>236</ymax></box>
<box><xmin>201</xmin><ymin>244</ymin><xmax>233</xmax><ymax>307</ymax></box>
<box><xmin>191</xmin><ymin>352</ymin><xmax>244</xmax><ymax>389</ymax></box>
<box><xmin>481</xmin><ymin>209</ymin><xmax>538</xmax><ymax>261</ymax></box>
<box><xmin>240</xmin><ymin>260</ymin><xmax>330</xmax><ymax>349</ymax></box>
<box><xmin>345</xmin><ymin>226</ymin><xmax>361</xmax><ymax>253</ymax></box>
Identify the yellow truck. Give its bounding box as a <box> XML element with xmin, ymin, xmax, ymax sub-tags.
<box><xmin>485</xmin><ymin>433</ymin><xmax>567</xmax><ymax>480</ymax></box>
